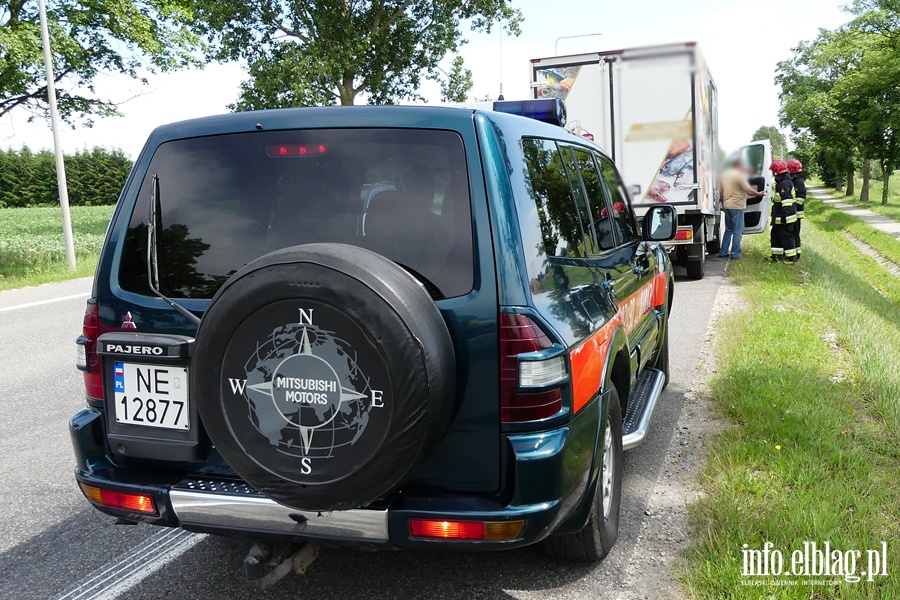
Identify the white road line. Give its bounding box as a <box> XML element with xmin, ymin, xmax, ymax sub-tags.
<box><xmin>0</xmin><ymin>292</ymin><xmax>90</xmax><ymax>313</ymax></box>
<box><xmin>55</xmin><ymin>529</ymin><xmax>206</xmax><ymax>600</ymax></box>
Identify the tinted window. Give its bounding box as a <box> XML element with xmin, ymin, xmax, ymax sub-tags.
<box><xmin>521</xmin><ymin>138</ymin><xmax>585</xmax><ymax>259</ymax></box>
<box><xmin>572</xmin><ymin>147</ymin><xmax>616</xmax><ymax>252</ymax></box>
<box><xmin>597</xmin><ymin>156</ymin><xmax>640</xmax><ymax>245</ymax></box>
<box><xmin>119</xmin><ymin>129</ymin><xmax>473</xmax><ymax>299</ymax></box>
<box><xmin>558</xmin><ymin>146</ymin><xmax>599</xmax><ymax>255</ymax></box>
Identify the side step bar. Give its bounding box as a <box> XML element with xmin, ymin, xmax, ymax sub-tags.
<box><xmin>621</xmin><ymin>367</ymin><xmax>666</xmax><ymax>450</ymax></box>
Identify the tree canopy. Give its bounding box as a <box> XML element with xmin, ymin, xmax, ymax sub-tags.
<box><xmin>190</xmin><ymin>0</ymin><xmax>521</xmax><ymax>109</ymax></box>
<box><xmin>751</xmin><ymin>125</ymin><xmax>787</xmax><ymax>159</ymax></box>
<box><xmin>777</xmin><ymin>0</ymin><xmax>899</xmax><ymax>203</ymax></box>
<box><xmin>0</xmin><ymin>0</ymin><xmax>201</xmax><ymax>123</ymax></box>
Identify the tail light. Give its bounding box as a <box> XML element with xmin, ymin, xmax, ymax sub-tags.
<box><xmin>674</xmin><ymin>227</ymin><xmax>693</xmax><ymax>241</ymax></box>
<box><xmin>499</xmin><ymin>313</ymin><xmax>567</xmax><ymax>422</ymax></box>
<box><xmin>76</xmin><ymin>301</ymin><xmax>104</xmax><ymax>402</ymax></box>
<box><xmin>79</xmin><ymin>483</ymin><xmax>157</xmax><ymax>515</ymax></box>
<box><xmin>409</xmin><ymin>518</ymin><xmax>525</xmax><ymax>541</ymax></box>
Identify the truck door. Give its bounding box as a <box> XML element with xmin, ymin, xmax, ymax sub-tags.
<box><xmin>734</xmin><ymin>140</ymin><xmax>773</xmax><ymax>234</ymax></box>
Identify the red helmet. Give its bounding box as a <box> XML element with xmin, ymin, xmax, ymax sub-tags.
<box><xmin>770</xmin><ymin>159</ymin><xmax>788</xmax><ymax>175</ymax></box>
<box><xmin>786</xmin><ymin>159</ymin><xmax>803</xmax><ymax>174</ymax></box>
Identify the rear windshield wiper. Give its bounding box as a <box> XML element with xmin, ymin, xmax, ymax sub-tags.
<box><xmin>147</xmin><ymin>174</ymin><xmax>202</xmax><ymax>327</ymax></box>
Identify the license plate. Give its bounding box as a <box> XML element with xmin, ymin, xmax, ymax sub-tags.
<box><xmin>113</xmin><ymin>362</ymin><xmax>190</xmax><ymax>430</ymax></box>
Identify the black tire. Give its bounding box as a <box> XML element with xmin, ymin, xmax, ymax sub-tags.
<box><xmin>685</xmin><ymin>245</ymin><xmax>705</xmax><ymax>280</ymax></box>
<box><xmin>193</xmin><ymin>243</ymin><xmax>455</xmax><ymax>512</ymax></box>
<box><xmin>543</xmin><ymin>388</ymin><xmax>623</xmax><ymax>562</ymax></box>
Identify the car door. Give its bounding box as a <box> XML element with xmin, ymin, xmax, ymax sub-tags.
<box><xmin>594</xmin><ymin>153</ymin><xmax>660</xmax><ymax>368</ymax></box>
<box><xmin>732</xmin><ymin>140</ymin><xmax>773</xmax><ymax>234</ymax></box>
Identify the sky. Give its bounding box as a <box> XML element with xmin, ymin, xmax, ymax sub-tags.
<box><xmin>0</xmin><ymin>0</ymin><xmax>851</xmax><ymax>160</ymax></box>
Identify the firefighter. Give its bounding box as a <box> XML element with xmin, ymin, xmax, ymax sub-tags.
<box><xmin>787</xmin><ymin>159</ymin><xmax>806</xmax><ymax>259</ymax></box>
<box><xmin>769</xmin><ymin>160</ymin><xmax>798</xmax><ymax>263</ymax></box>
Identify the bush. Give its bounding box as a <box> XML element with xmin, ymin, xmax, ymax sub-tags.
<box><xmin>0</xmin><ymin>146</ymin><xmax>132</xmax><ymax>208</ymax></box>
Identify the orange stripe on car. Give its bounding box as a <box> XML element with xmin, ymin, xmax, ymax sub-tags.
<box><xmin>568</xmin><ymin>278</ymin><xmax>661</xmax><ymax>413</ymax></box>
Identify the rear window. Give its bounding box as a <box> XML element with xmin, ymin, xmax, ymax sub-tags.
<box><xmin>118</xmin><ymin>129</ymin><xmax>473</xmax><ymax>299</ymax></box>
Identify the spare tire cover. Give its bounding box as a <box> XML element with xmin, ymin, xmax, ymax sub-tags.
<box><xmin>193</xmin><ymin>243</ymin><xmax>455</xmax><ymax>511</ymax></box>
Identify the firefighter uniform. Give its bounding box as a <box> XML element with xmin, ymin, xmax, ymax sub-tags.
<box><xmin>788</xmin><ymin>159</ymin><xmax>806</xmax><ymax>259</ymax></box>
<box><xmin>770</xmin><ymin>168</ymin><xmax>798</xmax><ymax>262</ymax></box>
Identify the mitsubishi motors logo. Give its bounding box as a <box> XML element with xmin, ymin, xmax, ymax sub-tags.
<box><xmin>121</xmin><ymin>312</ymin><xmax>137</xmax><ymax>329</ymax></box>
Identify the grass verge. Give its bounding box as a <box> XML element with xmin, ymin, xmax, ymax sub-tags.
<box><xmin>806</xmin><ymin>187</ymin><xmax>900</xmax><ymax>272</ymax></box>
<box><xmin>813</xmin><ymin>173</ymin><xmax>900</xmax><ymax>221</ymax></box>
<box><xmin>681</xmin><ymin>199</ymin><xmax>900</xmax><ymax>598</ymax></box>
<box><xmin>0</xmin><ymin>205</ymin><xmax>114</xmax><ymax>290</ymax></box>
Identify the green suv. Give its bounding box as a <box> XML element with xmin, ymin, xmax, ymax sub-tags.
<box><xmin>71</xmin><ymin>100</ymin><xmax>676</xmax><ymax>565</ymax></box>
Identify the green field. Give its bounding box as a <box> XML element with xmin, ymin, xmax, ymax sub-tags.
<box><xmin>682</xmin><ymin>200</ymin><xmax>900</xmax><ymax>598</ymax></box>
<box><xmin>0</xmin><ymin>205</ymin><xmax>114</xmax><ymax>290</ymax></box>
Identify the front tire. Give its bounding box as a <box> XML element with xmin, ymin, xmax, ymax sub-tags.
<box><xmin>543</xmin><ymin>388</ymin><xmax>623</xmax><ymax>562</ymax></box>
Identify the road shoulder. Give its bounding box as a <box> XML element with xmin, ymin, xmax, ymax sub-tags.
<box><xmin>616</xmin><ymin>264</ymin><xmax>744</xmax><ymax>599</ymax></box>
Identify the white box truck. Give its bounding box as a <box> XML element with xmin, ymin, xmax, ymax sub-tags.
<box><xmin>530</xmin><ymin>42</ymin><xmax>772</xmax><ymax>279</ymax></box>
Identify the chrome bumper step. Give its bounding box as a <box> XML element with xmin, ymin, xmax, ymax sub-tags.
<box><xmin>169</xmin><ymin>478</ymin><xmax>390</xmax><ymax>543</ymax></box>
<box><xmin>621</xmin><ymin>367</ymin><xmax>666</xmax><ymax>450</ymax></box>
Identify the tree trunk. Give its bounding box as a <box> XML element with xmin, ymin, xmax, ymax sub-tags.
<box><xmin>860</xmin><ymin>159</ymin><xmax>871</xmax><ymax>202</ymax></box>
<box><xmin>835</xmin><ymin>172</ymin><xmax>844</xmax><ymax>192</ymax></box>
<box><xmin>883</xmin><ymin>166</ymin><xmax>891</xmax><ymax>205</ymax></box>
<box><xmin>338</xmin><ymin>74</ymin><xmax>357</xmax><ymax>105</ymax></box>
<box><xmin>846</xmin><ymin>167</ymin><xmax>855</xmax><ymax>196</ymax></box>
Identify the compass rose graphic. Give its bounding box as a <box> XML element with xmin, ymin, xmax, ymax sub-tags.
<box><xmin>246</xmin><ymin>327</ymin><xmax>368</xmax><ymax>454</ymax></box>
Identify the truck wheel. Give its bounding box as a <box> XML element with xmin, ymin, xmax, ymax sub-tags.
<box><xmin>543</xmin><ymin>388</ymin><xmax>623</xmax><ymax>562</ymax></box>
<box><xmin>685</xmin><ymin>247</ymin><xmax>705</xmax><ymax>280</ymax></box>
<box><xmin>193</xmin><ymin>243</ymin><xmax>456</xmax><ymax>512</ymax></box>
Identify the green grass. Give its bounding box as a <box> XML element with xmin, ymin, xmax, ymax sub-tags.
<box><xmin>681</xmin><ymin>199</ymin><xmax>900</xmax><ymax>598</ymax></box>
<box><xmin>813</xmin><ymin>172</ymin><xmax>900</xmax><ymax>221</ymax></box>
<box><xmin>0</xmin><ymin>205</ymin><xmax>114</xmax><ymax>290</ymax></box>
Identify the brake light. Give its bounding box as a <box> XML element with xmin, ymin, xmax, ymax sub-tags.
<box><xmin>80</xmin><ymin>483</ymin><xmax>157</xmax><ymax>514</ymax></box>
<box><xmin>266</xmin><ymin>144</ymin><xmax>327</xmax><ymax>157</ymax></box>
<box><xmin>675</xmin><ymin>228</ymin><xmax>693</xmax><ymax>241</ymax></box>
<box><xmin>76</xmin><ymin>301</ymin><xmax>103</xmax><ymax>401</ymax></box>
<box><xmin>409</xmin><ymin>519</ymin><xmax>524</xmax><ymax>541</ymax></box>
<box><xmin>499</xmin><ymin>313</ymin><xmax>565</xmax><ymax>422</ymax></box>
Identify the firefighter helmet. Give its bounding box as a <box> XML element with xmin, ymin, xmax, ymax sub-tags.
<box><xmin>770</xmin><ymin>159</ymin><xmax>788</xmax><ymax>175</ymax></box>
<box><xmin>786</xmin><ymin>159</ymin><xmax>803</xmax><ymax>174</ymax></box>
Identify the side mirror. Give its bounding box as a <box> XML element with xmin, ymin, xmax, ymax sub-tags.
<box><xmin>642</xmin><ymin>204</ymin><xmax>677</xmax><ymax>242</ymax></box>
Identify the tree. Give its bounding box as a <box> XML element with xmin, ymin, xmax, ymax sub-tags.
<box><xmin>1</xmin><ymin>0</ymin><xmax>201</xmax><ymax>123</ymax></box>
<box><xmin>777</xmin><ymin>1</ymin><xmax>900</xmax><ymax>203</ymax></box>
<box><xmin>193</xmin><ymin>0</ymin><xmax>521</xmax><ymax>109</ymax></box>
<box><xmin>751</xmin><ymin>126</ymin><xmax>787</xmax><ymax>159</ymax></box>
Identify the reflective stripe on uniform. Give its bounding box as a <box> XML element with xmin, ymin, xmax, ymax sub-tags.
<box><xmin>785</xmin><ymin>214</ymin><xmax>797</xmax><ymax>224</ymax></box>
<box><xmin>785</xmin><ymin>248</ymin><xmax>798</xmax><ymax>257</ymax></box>
<box><xmin>771</xmin><ymin>247</ymin><xmax>784</xmax><ymax>255</ymax></box>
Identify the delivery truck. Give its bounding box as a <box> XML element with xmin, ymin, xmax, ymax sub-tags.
<box><xmin>530</xmin><ymin>42</ymin><xmax>772</xmax><ymax>279</ymax></box>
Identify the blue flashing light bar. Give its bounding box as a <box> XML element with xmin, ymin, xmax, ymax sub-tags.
<box><xmin>492</xmin><ymin>99</ymin><xmax>567</xmax><ymax>127</ymax></box>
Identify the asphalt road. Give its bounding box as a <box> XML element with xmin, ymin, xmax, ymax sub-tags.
<box><xmin>0</xmin><ymin>258</ymin><xmax>726</xmax><ymax>600</ymax></box>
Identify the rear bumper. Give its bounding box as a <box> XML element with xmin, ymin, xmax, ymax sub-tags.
<box><xmin>70</xmin><ymin>401</ymin><xmax>601</xmax><ymax>551</ymax></box>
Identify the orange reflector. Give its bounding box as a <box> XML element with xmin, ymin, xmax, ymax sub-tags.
<box><xmin>484</xmin><ymin>520</ymin><xmax>526</xmax><ymax>541</ymax></box>
<box><xmin>80</xmin><ymin>483</ymin><xmax>157</xmax><ymax>514</ymax></box>
<box><xmin>675</xmin><ymin>229</ymin><xmax>693</xmax><ymax>241</ymax></box>
<box><xmin>409</xmin><ymin>519</ymin><xmax>524</xmax><ymax>541</ymax></box>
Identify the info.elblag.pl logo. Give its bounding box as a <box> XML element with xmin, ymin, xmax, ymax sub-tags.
<box><xmin>741</xmin><ymin>541</ymin><xmax>889</xmax><ymax>585</ymax></box>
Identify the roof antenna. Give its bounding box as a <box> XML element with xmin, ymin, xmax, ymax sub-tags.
<box><xmin>497</xmin><ymin>27</ymin><xmax>504</xmax><ymax>101</ymax></box>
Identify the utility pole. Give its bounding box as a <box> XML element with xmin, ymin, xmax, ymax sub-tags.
<box><xmin>38</xmin><ymin>0</ymin><xmax>76</xmax><ymax>270</ymax></box>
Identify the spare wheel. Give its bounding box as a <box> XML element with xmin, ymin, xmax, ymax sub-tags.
<box><xmin>193</xmin><ymin>243</ymin><xmax>456</xmax><ymax>511</ymax></box>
